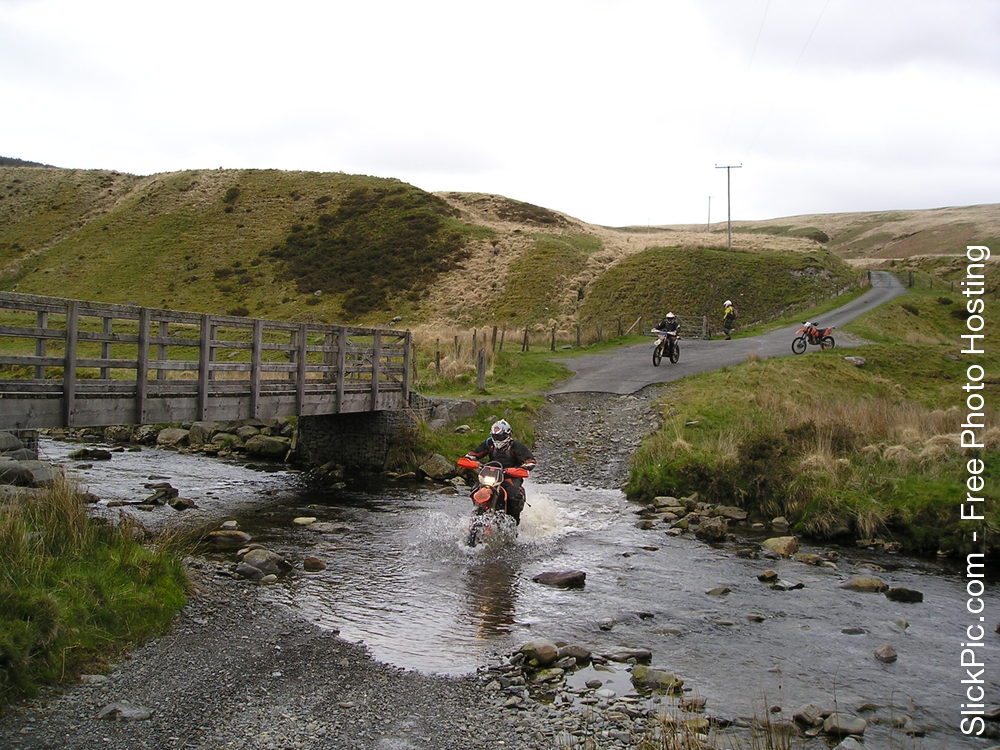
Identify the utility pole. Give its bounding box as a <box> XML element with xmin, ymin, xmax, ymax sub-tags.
<box><xmin>715</xmin><ymin>164</ymin><xmax>742</xmax><ymax>250</ymax></box>
<box><xmin>706</xmin><ymin>196</ymin><xmax>711</xmax><ymax>232</ymax></box>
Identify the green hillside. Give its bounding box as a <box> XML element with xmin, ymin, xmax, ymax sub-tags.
<box><xmin>2</xmin><ymin>165</ymin><xmax>977</xmax><ymax>329</ymax></box>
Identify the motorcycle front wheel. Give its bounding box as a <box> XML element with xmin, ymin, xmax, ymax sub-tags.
<box><xmin>791</xmin><ymin>336</ymin><xmax>807</xmax><ymax>354</ymax></box>
<box><xmin>669</xmin><ymin>341</ymin><xmax>680</xmax><ymax>364</ymax></box>
<box><xmin>652</xmin><ymin>343</ymin><xmax>662</xmax><ymax>367</ymax></box>
<box><xmin>820</xmin><ymin>335</ymin><xmax>836</xmax><ymax>350</ymax></box>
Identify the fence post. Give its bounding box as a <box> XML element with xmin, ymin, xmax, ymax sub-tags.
<box><xmin>576</xmin><ymin>324</ymin><xmax>581</xmax><ymax>348</ymax></box>
<box><xmin>702</xmin><ymin>315</ymin><xmax>708</xmax><ymax>340</ymax></box>
<box><xmin>435</xmin><ymin>339</ymin><xmax>441</xmax><ymax>377</ymax></box>
<box><xmin>499</xmin><ymin>328</ymin><xmax>506</xmax><ymax>351</ymax></box>
<box><xmin>617</xmin><ymin>317</ymin><xmax>622</xmax><ymax>337</ymax></box>
<box><xmin>472</xmin><ymin>329</ymin><xmax>477</xmax><ymax>354</ymax></box>
<box><xmin>550</xmin><ymin>326</ymin><xmax>556</xmax><ymax>351</ymax></box>
<box><xmin>522</xmin><ymin>328</ymin><xmax>530</xmax><ymax>352</ymax></box>
<box><xmin>490</xmin><ymin>326</ymin><xmax>498</xmax><ymax>352</ymax></box>
<box><xmin>454</xmin><ymin>335</ymin><xmax>461</xmax><ymax>360</ymax></box>
<box><xmin>596</xmin><ymin>324</ymin><xmax>603</xmax><ymax>342</ymax></box>
<box><xmin>476</xmin><ymin>349</ymin><xmax>486</xmax><ymax>391</ymax></box>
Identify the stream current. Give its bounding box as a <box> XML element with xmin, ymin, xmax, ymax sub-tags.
<box><xmin>42</xmin><ymin>438</ymin><xmax>999</xmax><ymax>749</ymax></box>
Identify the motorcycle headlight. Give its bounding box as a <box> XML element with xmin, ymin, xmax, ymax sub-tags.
<box><xmin>481</xmin><ymin>474</ymin><xmax>499</xmax><ymax>486</ymax></box>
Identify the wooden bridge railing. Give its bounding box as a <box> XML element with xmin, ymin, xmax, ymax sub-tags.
<box><xmin>0</xmin><ymin>292</ymin><xmax>411</xmax><ymax>430</ymax></box>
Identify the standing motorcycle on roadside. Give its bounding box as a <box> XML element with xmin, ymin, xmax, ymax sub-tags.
<box><xmin>651</xmin><ymin>329</ymin><xmax>680</xmax><ymax>366</ymax></box>
<box><xmin>456</xmin><ymin>457</ymin><xmax>528</xmax><ymax>547</ymax></box>
<box><xmin>791</xmin><ymin>322</ymin><xmax>836</xmax><ymax>354</ymax></box>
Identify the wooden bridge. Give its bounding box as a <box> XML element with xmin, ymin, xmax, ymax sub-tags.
<box><xmin>0</xmin><ymin>292</ymin><xmax>411</xmax><ymax>431</ymax></box>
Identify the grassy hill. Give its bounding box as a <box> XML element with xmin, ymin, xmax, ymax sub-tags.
<box><xmin>2</xmin><ymin>165</ymin><xmax>985</xmax><ymax>329</ymax></box>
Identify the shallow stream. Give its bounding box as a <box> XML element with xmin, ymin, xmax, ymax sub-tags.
<box><xmin>42</xmin><ymin>439</ymin><xmax>999</xmax><ymax>749</ymax></box>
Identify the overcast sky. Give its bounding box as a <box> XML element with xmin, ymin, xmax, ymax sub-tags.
<box><xmin>2</xmin><ymin>0</ymin><xmax>998</xmax><ymax>226</ymax></box>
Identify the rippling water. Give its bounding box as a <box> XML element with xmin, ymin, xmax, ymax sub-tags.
<box><xmin>44</xmin><ymin>439</ymin><xmax>999</xmax><ymax>749</ymax></box>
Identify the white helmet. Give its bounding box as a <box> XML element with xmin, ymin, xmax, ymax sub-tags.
<box><xmin>724</xmin><ymin>300</ymin><xmax>732</xmax><ymax>306</ymax></box>
<box><xmin>665</xmin><ymin>312</ymin><xmax>675</xmax><ymax>319</ymax></box>
<box><xmin>490</xmin><ymin>419</ymin><xmax>512</xmax><ymax>449</ymax></box>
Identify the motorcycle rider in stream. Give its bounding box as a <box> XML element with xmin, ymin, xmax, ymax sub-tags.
<box><xmin>462</xmin><ymin>419</ymin><xmax>536</xmax><ymax>524</ymax></box>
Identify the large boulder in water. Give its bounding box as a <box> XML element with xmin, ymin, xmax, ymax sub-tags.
<box><xmin>419</xmin><ymin>453</ymin><xmax>455</xmax><ymax>480</ymax></box>
<box><xmin>532</xmin><ymin>570</ymin><xmax>586</xmax><ymax>588</ymax></box>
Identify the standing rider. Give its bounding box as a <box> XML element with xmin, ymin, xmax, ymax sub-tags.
<box><xmin>462</xmin><ymin>419</ymin><xmax>536</xmax><ymax>524</ymax></box>
<box><xmin>722</xmin><ymin>300</ymin><xmax>736</xmax><ymax>340</ymax></box>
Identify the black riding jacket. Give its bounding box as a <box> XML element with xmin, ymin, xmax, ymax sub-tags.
<box><xmin>464</xmin><ymin>438</ymin><xmax>536</xmax><ymax>472</ymax></box>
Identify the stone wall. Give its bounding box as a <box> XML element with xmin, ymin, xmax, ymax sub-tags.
<box><xmin>295</xmin><ymin>393</ymin><xmax>434</xmax><ymax>472</ymax></box>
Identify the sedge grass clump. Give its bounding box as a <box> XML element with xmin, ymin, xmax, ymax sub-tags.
<box><xmin>0</xmin><ymin>478</ymin><xmax>187</xmax><ymax>706</ymax></box>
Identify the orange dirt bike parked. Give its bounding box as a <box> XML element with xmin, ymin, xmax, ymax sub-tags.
<box><xmin>651</xmin><ymin>329</ymin><xmax>680</xmax><ymax>366</ymax></box>
<box><xmin>791</xmin><ymin>322</ymin><xmax>836</xmax><ymax>354</ymax></box>
<box><xmin>456</xmin><ymin>457</ymin><xmax>529</xmax><ymax>547</ymax></box>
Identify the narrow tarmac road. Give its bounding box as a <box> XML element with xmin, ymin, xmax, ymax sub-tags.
<box><xmin>548</xmin><ymin>270</ymin><xmax>905</xmax><ymax>395</ymax></box>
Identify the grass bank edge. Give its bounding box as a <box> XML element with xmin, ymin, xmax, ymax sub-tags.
<box><xmin>0</xmin><ymin>478</ymin><xmax>188</xmax><ymax>709</ymax></box>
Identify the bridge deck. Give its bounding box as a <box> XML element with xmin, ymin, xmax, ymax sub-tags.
<box><xmin>0</xmin><ymin>292</ymin><xmax>411</xmax><ymax>430</ymax></box>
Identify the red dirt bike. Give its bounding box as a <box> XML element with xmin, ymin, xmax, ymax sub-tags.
<box><xmin>651</xmin><ymin>329</ymin><xmax>680</xmax><ymax>366</ymax></box>
<box><xmin>791</xmin><ymin>322</ymin><xmax>836</xmax><ymax>354</ymax></box>
<box><xmin>456</xmin><ymin>457</ymin><xmax>529</xmax><ymax>547</ymax></box>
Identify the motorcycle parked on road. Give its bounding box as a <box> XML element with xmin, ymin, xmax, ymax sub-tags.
<box><xmin>456</xmin><ymin>457</ymin><xmax>528</xmax><ymax>547</ymax></box>
<box><xmin>651</xmin><ymin>329</ymin><xmax>680</xmax><ymax>366</ymax></box>
<box><xmin>791</xmin><ymin>322</ymin><xmax>836</xmax><ymax>354</ymax></box>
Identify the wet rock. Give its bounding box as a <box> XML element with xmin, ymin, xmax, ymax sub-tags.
<box><xmin>757</xmin><ymin>569</ymin><xmax>779</xmax><ymax>582</ymax></box>
<box><xmin>241</xmin><ymin>548</ymin><xmax>292</xmax><ymax>576</ymax></box>
<box><xmin>841</xmin><ymin>576</ymin><xmax>889</xmax><ymax>593</ymax></box>
<box><xmin>419</xmin><ymin>453</ymin><xmax>455</xmax><ymax>480</ymax></box>
<box><xmin>303</xmin><ymin>556</ymin><xmax>327</xmax><ymax>572</ymax></box>
<box><xmin>532</xmin><ymin>570</ymin><xmax>586</xmax><ymax>588</ymax></box>
<box><xmin>156</xmin><ymin>428</ymin><xmax>190</xmax><ymax>447</ymax></box>
<box><xmin>823</xmin><ymin>712</ymin><xmax>866</xmax><ymax>737</ymax></box>
<box><xmin>761</xmin><ymin>536</ymin><xmax>798</xmax><ymax>557</ymax></box>
<box><xmin>885</xmin><ymin>587</ymin><xmax>923</xmax><ymax>603</ymax></box>
<box><xmin>244</xmin><ymin>434</ymin><xmax>291</xmax><ymax>460</ymax></box>
<box><xmin>0</xmin><ymin>459</ymin><xmax>62</xmax><ymax>486</ymax></box>
<box><xmin>706</xmin><ymin>586</ymin><xmax>730</xmax><ymax>596</ymax></box>
<box><xmin>793</xmin><ymin>703</ymin><xmax>824</xmax><ymax>727</ymax></box>
<box><xmin>205</xmin><ymin>530</ymin><xmax>253</xmax><ymax>549</ymax></box>
<box><xmin>519</xmin><ymin>640</ymin><xmax>560</xmax><ymax>667</ymax></box>
<box><xmin>694</xmin><ymin>515</ymin><xmax>729</xmax><ymax>542</ymax></box>
<box><xmin>234</xmin><ymin>562</ymin><xmax>265</xmax><ymax>580</ymax></box>
<box><xmin>169</xmin><ymin>497</ymin><xmax>197</xmax><ymax>510</ymax></box>
<box><xmin>292</xmin><ymin>516</ymin><xmax>317</xmax><ymax>526</ymax></box>
<box><xmin>770</xmin><ymin>516</ymin><xmax>789</xmax><ymax>532</ymax></box>
<box><xmin>67</xmin><ymin>447</ymin><xmax>113</xmax><ymax>461</ymax></box>
<box><xmin>631</xmin><ymin>664</ymin><xmax>683</xmax><ymax>693</ymax></box>
<box><xmin>773</xmin><ymin>580</ymin><xmax>804</xmax><ymax>591</ymax></box>
<box><xmin>874</xmin><ymin>644</ymin><xmax>898</xmax><ymax>663</ymax></box>
<box><xmin>603</xmin><ymin>648</ymin><xmax>651</xmax><ymax>664</ymax></box>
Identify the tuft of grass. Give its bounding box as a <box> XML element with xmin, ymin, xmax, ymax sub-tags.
<box><xmin>0</xmin><ymin>478</ymin><xmax>187</xmax><ymax>706</ymax></box>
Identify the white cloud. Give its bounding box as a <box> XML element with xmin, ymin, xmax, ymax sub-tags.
<box><xmin>1</xmin><ymin>0</ymin><xmax>997</xmax><ymax>225</ymax></box>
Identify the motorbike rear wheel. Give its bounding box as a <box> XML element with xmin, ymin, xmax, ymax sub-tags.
<box><xmin>820</xmin><ymin>335</ymin><xmax>836</xmax><ymax>350</ymax></box>
<box><xmin>791</xmin><ymin>336</ymin><xmax>807</xmax><ymax>354</ymax></box>
<box><xmin>652</xmin><ymin>343</ymin><xmax>663</xmax><ymax>367</ymax></box>
<box><xmin>669</xmin><ymin>340</ymin><xmax>680</xmax><ymax>364</ymax></box>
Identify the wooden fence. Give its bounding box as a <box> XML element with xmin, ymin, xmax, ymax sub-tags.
<box><xmin>0</xmin><ymin>292</ymin><xmax>410</xmax><ymax>430</ymax></box>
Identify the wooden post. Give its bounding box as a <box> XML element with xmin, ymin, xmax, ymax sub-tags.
<box><xmin>62</xmin><ymin>301</ymin><xmax>79</xmax><ymax>427</ymax></box>
<box><xmin>34</xmin><ymin>311</ymin><xmax>47</xmax><ymax>379</ymax></box>
<box><xmin>136</xmin><ymin>307</ymin><xmax>150</xmax><ymax>424</ymax></box>
<box><xmin>335</xmin><ymin>327</ymin><xmax>347</xmax><ymax>413</ymax></box>
<box><xmin>370</xmin><ymin>330</ymin><xmax>381</xmax><ymax>410</ymax></box>
<box><xmin>198</xmin><ymin>314</ymin><xmax>211</xmax><ymax>420</ymax></box>
<box><xmin>157</xmin><ymin>319</ymin><xmax>169</xmax><ymax>381</ymax></box>
<box><xmin>250</xmin><ymin>319</ymin><xmax>263</xmax><ymax>420</ymax></box>
<box><xmin>499</xmin><ymin>328</ymin><xmax>505</xmax><ymax>351</ymax></box>
<box><xmin>596</xmin><ymin>324</ymin><xmax>603</xmax><ymax>342</ymax></box>
<box><xmin>454</xmin><ymin>335</ymin><xmax>460</xmax><ymax>360</ymax></box>
<box><xmin>490</xmin><ymin>326</ymin><xmax>498</xmax><ymax>351</ymax></box>
<box><xmin>476</xmin><ymin>348</ymin><xmax>486</xmax><ymax>391</ymax></box>
<box><xmin>617</xmin><ymin>317</ymin><xmax>622</xmax><ymax>337</ymax></box>
<box><xmin>295</xmin><ymin>323</ymin><xmax>308</xmax><ymax>415</ymax></box>
<box><xmin>101</xmin><ymin>316</ymin><xmax>112</xmax><ymax>380</ymax></box>
<box><xmin>550</xmin><ymin>326</ymin><xmax>556</xmax><ymax>351</ymax></box>
<box><xmin>472</xmin><ymin>329</ymin><xmax>477</xmax><ymax>355</ymax></box>
<box><xmin>576</xmin><ymin>324</ymin><xmax>581</xmax><ymax>348</ymax></box>
<box><xmin>403</xmin><ymin>331</ymin><xmax>412</xmax><ymax>401</ymax></box>
<box><xmin>435</xmin><ymin>339</ymin><xmax>441</xmax><ymax>376</ymax></box>
<box><xmin>702</xmin><ymin>315</ymin><xmax>708</xmax><ymax>340</ymax></box>
<box><xmin>522</xmin><ymin>327</ymin><xmax>529</xmax><ymax>352</ymax></box>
